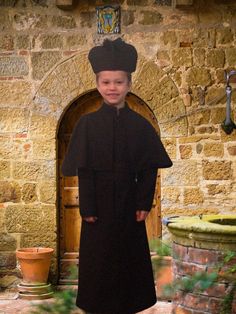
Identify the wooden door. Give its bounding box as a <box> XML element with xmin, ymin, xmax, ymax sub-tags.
<box><xmin>57</xmin><ymin>91</ymin><xmax>161</xmax><ymax>284</ymax></box>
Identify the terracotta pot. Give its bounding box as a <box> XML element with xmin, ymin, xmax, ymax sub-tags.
<box><xmin>16</xmin><ymin>247</ymin><xmax>54</xmax><ymax>285</ymax></box>
<box><xmin>151</xmin><ymin>255</ymin><xmax>173</xmax><ymax>300</ymax></box>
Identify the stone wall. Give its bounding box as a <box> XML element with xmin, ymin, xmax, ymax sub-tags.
<box><xmin>0</xmin><ymin>0</ymin><xmax>236</xmax><ymax>286</ymax></box>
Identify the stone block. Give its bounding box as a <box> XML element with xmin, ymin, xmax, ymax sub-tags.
<box><xmin>127</xmin><ymin>0</ymin><xmax>148</xmax><ymax>5</ymax></box>
<box><xmin>179</xmin><ymin>135</ymin><xmax>220</xmax><ymax>143</ymax></box>
<box><xmin>0</xmin><ymin>275</ymin><xmax>19</xmax><ymax>288</ymax></box>
<box><xmin>29</xmin><ymin>114</ymin><xmax>57</xmax><ymax>139</ymax></box>
<box><xmin>0</xmin><ymin>82</ymin><xmax>31</xmax><ymax>105</ymax></box>
<box><xmin>184</xmin><ymin>188</ymin><xmax>204</xmax><ymax>205</ymax></box>
<box><xmin>0</xmin><ymin>181</ymin><xmax>21</xmax><ymax>203</ymax></box>
<box><xmin>171</xmin><ymin>48</ymin><xmax>192</xmax><ymax>67</ymax></box>
<box><xmin>210</xmin><ymin>107</ymin><xmax>225</xmax><ymax>124</ymax></box>
<box><xmin>154</xmin><ymin>97</ymin><xmax>186</xmax><ymax>122</ymax></box>
<box><xmin>0</xmin><ymin>209</ymin><xmax>5</xmax><ymax>233</ymax></box>
<box><xmin>162</xmin><ymin>187</ymin><xmax>180</xmax><ymax>205</ymax></box>
<box><xmin>79</xmin><ymin>11</ymin><xmax>96</xmax><ymax>28</ymax></box>
<box><xmin>205</xmin><ymin>86</ymin><xmax>225</xmax><ymax>106</ymax></box>
<box><xmin>39</xmin><ymin>181</ymin><xmax>56</xmax><ymax>204</ymax></box>
<box><xmin>0</xmin><ymin>56</ymin><xmax>29</xmax><ymax>76</ymax></box>
<box><xmin>0</xmin><ymin>161</ymin><xmax>10</xmax><ymax>180</ymax></box>
<box><xmin>215</xmin><ymin>69</ymin><xmax>225</xmax><ymax>84</ymax></box>
<box><xmin>40</xmin><ymin>34</ymin><xmax>63</xmax><ymax>49</ymax></box>
<box><xmin>206</xmin><ymin>49</ymin><xmax>225</xmax><ymax>68</ymax></box>
<box><xmin>193</xmin><ymin>48</ymin><xmax>205</xmax><ymax>67</ymax></box>
<box><xmin>155</xmin><ymin>0</ymin><xmax>171</xmax><ymax>5</ymax></box>
<box><xmin>0</xmin><ymin>233</ymin><xmax>17</xmax><ymax>251</ymax></box>
<box><xmin>13</xmin><ymin>160</ymin><xmax>55</xmax><ymax>181</ymax></box>
<box><xmin>56</xmin><ymin>0</ymin><xmax>73</xmax><ymax>9</ymax></box>
<box><xmin>188</xmin><ymin>110</ymin><xmax>210</xmax><ymax>126</ymax></box>
<box><xmin>33</xmin><ymin>139</ymin><xmax>56</xmax><ymax>159</ymax></box>
<box><xmin>0</xmin><ymin>137</ymin><xmax>12</xmax><ymax>159</ymax></box>
<box><xmin>31</xmin><ymin>51</ymin><xmax>62</xmax><ymax>80</ymax></box>
<box><xmin>22</xmin><ymin>183</ymin><xmax>38</xmax><ymax>203</ymax></box>
<box><xmin>0</xmin><ymin>12</ymin><xmax>11</xmax><ymax>31</ymax></box>
<box><xmin>196</xmin><ymin>126</ymin><xmax>217</xmax><ymax>134</ymax></box>
<box><xmin>72</xmin><ymin>53</ymin><xmax>96</xmax><ymax>91</ymax></box>
<box><xmin>5</xmin><ymin>205</ymin><xmax>56</xmax><ymax>233</ymax></box>
<box><xmin>13</xmin><ymin>13</ymin><xmax>48</xmax><ymax>31</ymax></box>
<box><xmin>38</xmin><ymin>56</ymin><xmax>84</xmax><ymax>103</ymax></box>
<box><xmin>190</xmin><ymin>86</ymin><xmax>206</xmax><ymax>106</ymax></box>
<box><xmin>160</xmin><ymin>118</ymin><xmax>188</xmax><ymax>137</ymax></box>
<box><xmin>179</xmin><ymin>145</ymin><xmax>193</xmax><ymax>159</ymax></box>
<box><xmin>0</xmin><ymin>108</ymin><xmax>29</xmax><ymax>133</ymax></box>
<box><xmin>196</xmin><ymin>143</ymin><xmax>203</xmax><ymax>154</ymax></box>
<box><xmin>207</xmin><ymin>184</ymin><xmax>226</xmax><ymax>195</ymax></box>
<box><xmin>192</xmin><ymin>29</ymin><xmax>216</xmax><ymax>49</ymax></box>
<box><xmin>139</xmin><ymin>11</ymin><xmax>163</xmax><ymax>25</ymax></box>
<box><xmin>203</xmin><ymin>143</ymin><xmax>224</xmax><ymax>158</ymax></box>
<box><xmin>225</xmin><ymin>48</ymin><xmax>236</xmax><ymax>67</ymax></box>
<box><xmin>227</xmin><ymin>146</ymin><xmax>236</xmax><ymax>156</ymax></box>
<box><xmin>198</xmin><ymin>7</ymin><xmax>222</xmax><ymax>24</ymax></box>
<box><xmin>162</xmin><ymin>161</ymin><xmax>199</xmax><ymax>186</ymax></box>
<box><xmin>152</xmin><ymin>78</ymin><xmax>180</xmax><ymax>109</ymax></box>
<box><xmin>202</xmin><ymin>160</ymin><xmax>232</xmax><ymax>180</ymax></box>
<box><xmin>161</xmin><ymin>138</ymin><xmax>177</xmax><ymax>159</ymax></box>
<box><xmin>216</xmin><ymin>28</ymin><xmax>233</xmax><ymax>45</ymax></box>
<box><xmin>186</xmin><ymin>67</ymin><xmax>211</xmax><ymax>86</ymax></box>
<box><xmin>15</xmin><ymin>35</ymin><xmax>31</xmax><ymax>49</ymax></box>
<box><xmin>0</xmin><ymin>252</ymin><xmax>16</xmax><ymax>269</ymax></box>
<box><xmin>51</xmin><ymin>15</ymin><xmax>76</xmax><ymax>29</ymax></box>
<box><xmin>0</xmin><ymin>34</ymin><xmax>14</xmax><ymax>50</ymax></box>
<box><xmin>161</xmin><ymin>31</ymin><xmax>177</xmax><ymax>47</ymax></box>
<box><xmin>65</xmin><ymin>34</ymin><xmax>86</xmax><ymax>49</ymax></box>
<box><xmin>156</xmin><ymin>50</ymin><xmax>170</xmax><ymax>67</ymax></box>
<box><xmin>21</xmin><ymin>232</ymin><xmax>56</xmax><ymax>249</ymax></box>
<box><xmin>122</xmin><ymin>10</ymin><xmax>135</xmax><ymax>26</ymax></box>
<box><xmin>220</xmin><ymin>129</ymin><xmax>236</xmax><ymax>142</ymax></box>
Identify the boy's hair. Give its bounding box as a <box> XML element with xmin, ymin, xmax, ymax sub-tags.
<box><xmin>96</xmin><ymin>72</ymin><xmax>132</xmax><ymax>83</ymax></box>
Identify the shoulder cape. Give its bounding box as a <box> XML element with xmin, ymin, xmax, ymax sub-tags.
<box><xmin>61</xmin><ymin>105</ymin><xmax>172</xmax><ymax>176</ymax></box>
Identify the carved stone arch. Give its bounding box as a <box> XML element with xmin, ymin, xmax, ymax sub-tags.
<box><xmin>29</xmin><ymin>51</ymin><xmax>187</xmax><ymax>283</ymax></box>
<box><xmin>31</xmin><ymin>52</ymin><xmax>187</xmax><ymax>138</ymax></box>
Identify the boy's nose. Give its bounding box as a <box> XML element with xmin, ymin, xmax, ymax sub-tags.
<box><xmin>109</xmin><ymin>83</ymin><xmax>116</xmax><ymax>89</ymax></box>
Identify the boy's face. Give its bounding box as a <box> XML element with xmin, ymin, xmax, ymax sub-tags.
<box><xmin>96</xmin><ymin>71</ymin><xmax>131</xmax><ymax>107</ymax></box>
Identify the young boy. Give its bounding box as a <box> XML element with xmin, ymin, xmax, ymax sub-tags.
<box><xmin>62</xmin><ymin>38</ymin><xmax>172</xmax><ymax>314</ymax></box>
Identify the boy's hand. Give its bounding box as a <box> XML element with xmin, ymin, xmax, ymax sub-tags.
<box><xmin>83</xmin><ymin>216</ymin><xmax>98</xmax><ymax>223</ymax></box>
<box><xmin>136</xmin><ymin>210</ymin><xmax>149</xmax><ymax>222</ymax></box>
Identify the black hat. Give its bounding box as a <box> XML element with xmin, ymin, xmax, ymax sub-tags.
<box><xmin>88</xmin><ymin>38</ymin><xmax>138</xmax><ymax>74</ymax></box>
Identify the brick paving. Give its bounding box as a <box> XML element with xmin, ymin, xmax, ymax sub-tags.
<box><xmin>0</xmin><ymin>292</ymin><xmax>172</xmax><ymax>314</ymax></box>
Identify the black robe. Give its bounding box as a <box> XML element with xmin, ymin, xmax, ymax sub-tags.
<box><xmin>61</xmin><ymin>102</ymin><xmax>172</xmax><ymax>314</ymax></box>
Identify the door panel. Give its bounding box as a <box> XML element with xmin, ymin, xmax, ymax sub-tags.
<box><xmin>58</xmin><ymin>90</ymin><xmax>162</xmax><ymax>284</ymax></box>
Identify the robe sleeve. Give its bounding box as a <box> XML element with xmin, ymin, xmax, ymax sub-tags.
<box><xmin>136</xmin><ymin>168</ymin><xmax>158</xmax><ymax>212</ymax></box>
<box><xmin>78</xmin><ymin>169</ymin><xmax>97</xmax><ymax>218</ymax></box>
<box><xmin>61</xmin><ymin>115</ymin><xmax>88</xmax><ymax>176</ymax></box>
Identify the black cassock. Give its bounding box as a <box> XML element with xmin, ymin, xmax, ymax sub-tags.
<box><xmin>62</xmin><ymin>102</ymin><xmax>172</xmax><ymax>314</ymax></box>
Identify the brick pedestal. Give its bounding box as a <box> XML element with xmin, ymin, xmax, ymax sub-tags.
<box><xmin>172</xmin><ymin>243</ymin><xmax>236</xmax><ymax>314</ymax></box>
<box><xmin>166</xmin><ymin>215</ymin><xmax>236</xmax><ymax>314</ymax></box>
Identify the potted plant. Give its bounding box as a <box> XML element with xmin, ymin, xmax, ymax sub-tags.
<box><xmin>149</xmin><ymin>237</ymin><xmax>173</xmax><ymax>300</ymax></box>
<box><xmin>16</xmin><ymin>247</ymin><xmax>54</xmax><ymax>299</ymax></box>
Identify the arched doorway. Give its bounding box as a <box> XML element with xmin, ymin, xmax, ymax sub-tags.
<box><xmin>57</xmin><ymin>90</ymin><xmax>162</xmax><ymax>284</ymax></box>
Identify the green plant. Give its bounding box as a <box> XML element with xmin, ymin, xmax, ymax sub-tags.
<box><xmin>149</xmin><ymin>237</ymin><xmax>172</xmax><ymax>256</ymax></box>
<box><xmin>165</xmin><ymin>250</ymin><xmax>236</xmax><ymax>314</ymax></box>
<box><xmin>31</xmin><ymin>289</ymin><xmax>77</xmax><ymax>314</ymax></box>
<box><xmin>31</xmin><ymin>265</ymin><xmax>78</xmax><ymax>314</ymax></box>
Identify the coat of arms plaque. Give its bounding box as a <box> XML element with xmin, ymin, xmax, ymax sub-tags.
<box><xmin>96</xmin><ymin>5</ymin><xmax>120</xmax><ymax>34</ymax></box>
